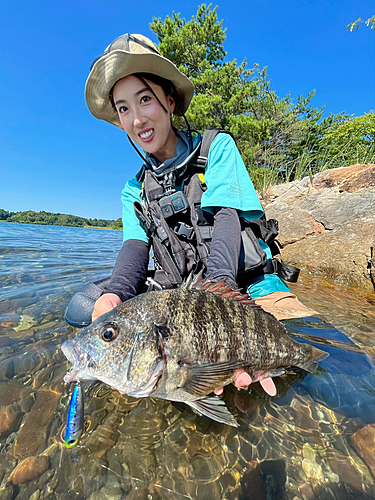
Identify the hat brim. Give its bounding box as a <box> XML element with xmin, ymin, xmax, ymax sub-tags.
<box><xmin>85</xmin><ymin>50</ymin><xmax>195</xmax><ymax>128</ymax></box>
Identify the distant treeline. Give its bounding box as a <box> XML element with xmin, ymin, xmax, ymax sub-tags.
<box><xmin>0</xmin><ymin>209</ymin><xmax>123</xmax><ymax>230</ymax></box>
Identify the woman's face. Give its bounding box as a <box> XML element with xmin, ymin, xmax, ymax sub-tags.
<box><xmin>112</xmin><ymin>75</ymin><xmax>177</xmax><ymax>163</ymax></box>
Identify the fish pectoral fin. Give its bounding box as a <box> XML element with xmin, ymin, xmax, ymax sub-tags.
<box><xmin>181</xmin><ymin>360</ymin><xmax>246</xmax><ymax>397</ymax></box>
<box><xmin>187</xmin><ymin>397</ymin><xmax>238</xmax><ymax>427</ymax></box>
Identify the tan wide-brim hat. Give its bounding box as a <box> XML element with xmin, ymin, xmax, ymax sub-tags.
<box><xmin>85</xmin><ymin>33</ymin><xmax>195</xmax><ymax>129</ymax></box>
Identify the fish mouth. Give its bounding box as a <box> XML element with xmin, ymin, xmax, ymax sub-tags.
<box><xmin>62</xmin><ymin>339</ymin><xmax>93</xmax><ymax>383</ymax></box>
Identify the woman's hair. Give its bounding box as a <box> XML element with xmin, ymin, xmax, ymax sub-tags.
<box><xmin>109</xmin><ymin>73</ymin><xmax>181</xmax><ymax>114</ymax></box>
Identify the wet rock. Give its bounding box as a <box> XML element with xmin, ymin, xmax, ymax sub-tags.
<box><xmin>301</xmin><ymin>458</ymin><xmax>324</xmax><ymax>482</ymax></box>
<box><xmin>326</xmin><ymin>448</ymin><xmax>364</xmax><ymax>490</ymax></box>
<box><xmin>0</xmin><ymin>406</ymin><xmax>23</xmax><ymax>437</ymax></box>
<box><xmin>0</xmin><ymin>350</ymin><xmax>47</xmax><ymax>382</ymax></box>
<box><xmin>0</xmin><ymin>448</ymin><xmax>17</xmax><ymax>485</ymax></box>
<box><xmin>32</xmin><ymin>365</ymin><xmax>54</xmax><ymax>389</ymax></box>
<box><xmin>281</xmin><ymin>219</ymin><xmax>375</xmax><ymax>295</ymax></box>
<box><xmin>237</xmin><ymin>459</ymin><xmax>287</xmax><ymax>500</ymax></box>
<box><xmin>121</xmin><ymin>489</ymin><xmax>152</xmax><ymax>500</ymax></box>
<box><xmin>297</xmin><ymin>186</ymin><xmax>375</xmax><ymax>231</ymax></box>
<box><xmin>313</xmin><ymin>164</ymin><xmax>375</xmax><ymax>192</ymax></box>
<box><xmin>265</xmin><ymin>176</ymin><xmax>311</xmax><ymax>205</ymax></box>
<box><xmin>29</xmin><ymin>490</ymin><xmax>41</xmax><ymax>500</ymax></box>
<box><xmin>54</xmin><ymin>450</ymin><xmax>106</xmax><ymax>498</ymax></box>
<box><xmin>12</xmin><ymin>387</ymin><xmax>62</xmax><ymax>459</ymax></box>
<box><xmin>0</xmin><ymin>337</ymin><xmax>17</xmax><ymax>349</ymax></box>
<box><xmin>0</xmin><ymin>358</ymin><xmax>15</xmax><ymax>380</ymax></box>
<box><xmin>290</xmin><ymin>398</ymin><xmax>320</xmax><ymax>433</ymax></box>
<box><xmin>84</xmin><ymin>422</ymin><xmax>118</xmax><ymax>459</ymax></box>
<box><xmin>9</xmin><ymin>455</ymin><xmax>49</xmax><ymax>485</ymax></box>
<box><xmin>0</xmin><ymin>382</ymin><xmax>33</xmax><ymax>413</ymax></box>
<box><xmin>298</xmin><ymin>482</ymin><xmax>314</xmax><ymax>500</ymax></box>
<box><xmin>351</xmin><ymin>424</ymin><xmax>375</xmax><ymax>478</ymax></box>
<box><xmin>13</xmin><ymin>315</ymin><xmax>37</xmax><ymax>332</ymax></box>
<box><xmin>0</xmin><ymin>300</ymin><xmax>10</xmax><ymax>313</ymax></box>
<box><xmin>313</xmin><ymin>482</ymin><xmax>374</xmax><ymax>500</ymax></box>
<box><xmin>302</xmin><ymin>444</ymin><xmax>316</xmax><ymax>462</ymax></box>
<box><xmin>265</xmin><ymin>205</ymin><xmax>325</xmax><ymax>246</ymax></box>
<box><xmin>88</xmin><ymin>481</ymin><xmax>123</xmax><ymax>500</ymax></box>
<box><xmin>0</xmin><ymin>483</ymin><xmax>16</xmax><ymax>500</ymax></box>
<box><xmin>262</xmin><ymin>164</ymin><xmax>375</xmax><ymax>297</ymax></box>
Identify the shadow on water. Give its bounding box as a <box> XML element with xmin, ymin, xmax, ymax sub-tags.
<box><xmin>1</xmin><ymin>222</ymin><xmax>375</xmax><ymax>500</ymax></box>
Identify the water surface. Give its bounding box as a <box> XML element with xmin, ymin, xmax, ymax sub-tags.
<box><xmin>1</xmin><ymin>222</ymin><xmax>375</xmax><ymax>500</ymax></box>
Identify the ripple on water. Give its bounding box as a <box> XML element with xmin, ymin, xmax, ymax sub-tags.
<box><xmin>1</xmin><ymin>222</ymin><xmax>375</xmax><ymax>500</ymax></box>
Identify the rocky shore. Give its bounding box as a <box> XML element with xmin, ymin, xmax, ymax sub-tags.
<box><xmin>262</xmin><ymin>163</ymin><xmax>375</xmax><ymax>301</ymax></box>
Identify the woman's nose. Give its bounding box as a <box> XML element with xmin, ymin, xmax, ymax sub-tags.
<box><xmin>133</xmin><ymin>112</ymin><xmax>146</xmax><ymax>128</ymax></box>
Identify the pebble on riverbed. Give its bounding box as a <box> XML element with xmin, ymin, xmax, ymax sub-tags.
<box><xmin>351</xmin><ymin>424</ymin><xmax>375</xmax><ymax>478</ymax></box>
<box><xmin>9</xmin><ymin>455</ymin><xmax>49</xmax><ymax>485</ymax></box>
<box><xmin>11</xmin><ymin>387</ymin><xmax>62</xmax><ymax>460</ymax></box>
<box><xmin>0</xmin><ymin>406</ymin><xmax>22</xmax><ymax>437</ymax></box>
<box><xmin>0</xmin><ymin>483</ymin><xmax>16</xmax><ymax>500</ymax></box>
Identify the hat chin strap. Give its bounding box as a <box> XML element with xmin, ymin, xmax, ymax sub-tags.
<box><xmin>127</xmin><ymin>134</ymin><xmax>153</xmax><ymax>168</ymax></box>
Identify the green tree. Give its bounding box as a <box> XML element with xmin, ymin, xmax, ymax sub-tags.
<box><xmin>320</xmin><ymin>112</ymin><xmax>375</xmax><ymax>165</ymax></box>
<box><xmin>2</xmin><ymin>209</ymin><xmax>116</xmax><ymax>228</ymax></box>
<box><xmin>347</xmin><ymin>16</ymin><xmax>375</xmax><ymax>31</ymax></box>
<box><xmin>0</xmin><ymin>209</ymin><xmax>12</xmax><ymax>220</ymax></box>
<box><xmin>150</xmin><ymin>4</ymin><xmax>348</xmax><ymax>189</ymax></box>
<box><xmin>110</xmin><ymin>217</ymin><xmax>123</xmax><ymax>230</ymax></box>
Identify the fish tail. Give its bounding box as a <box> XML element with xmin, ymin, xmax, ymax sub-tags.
<box><xmin>298</xmin><ymin>345</ymin><xmax>329</xmax><ymax>373</ymax></box>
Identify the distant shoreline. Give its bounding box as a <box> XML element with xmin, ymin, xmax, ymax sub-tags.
<box><xmin>0</xmin><ymin>208</ymin><xmax>122</xmax><ymax>231</ymax></box>
<box><xmin>0</xmin><ymin>220</ymin><xmax>121</xmax><ymax>230</ymax></box>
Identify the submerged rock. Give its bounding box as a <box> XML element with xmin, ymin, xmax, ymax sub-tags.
<box><xmin>351</xmin><ymin>424</ymin><xmax>375</xmax><ymax>478</ymax></box>
<box><xmin>9</xmin><ymin>455</ymin><xmax>49</xmax><ymax>485</ymax></box>
<box><xmin>0</xmin><ymin>483</ymin><xmax>16</xmax><ymax>500</ymax></box>
<box><xmin>325</xmin><ymin>448</ymin><xmax>364</xmax><ymax>491</ymax></box>
<box><xmin>301</xmin><ymin>458</ymin><xmax>324</xmax><ymax>482</ymax></box>
<box><xmin>11</xmin><ymin>387</ymin><xmax>61</xmax><ymax>459</ymax></box>
<box><xmin>0</xmin><ymin>406</ymin><xmax>22</xmax><ymax>437</ymax></box>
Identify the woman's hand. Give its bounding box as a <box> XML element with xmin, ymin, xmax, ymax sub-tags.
<box><xmin>214</xmin><ymin>369</ymin><xmax>277</xmax><ymax>396</ymax></box>
<box><xmin>92</xmin><ymin>293</ymin><xmax>122</xmax><ymax>322</ymax></box>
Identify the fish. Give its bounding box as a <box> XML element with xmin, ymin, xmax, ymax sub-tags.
<box><xmin>62</xmin><ymin>276</ymin><xmax>328</xmax><ymax>427</ymax></box>
<box><xmin>64</xmin><ymin>383</ymin><xmax>84</xmax><ymax>448</ymax></box>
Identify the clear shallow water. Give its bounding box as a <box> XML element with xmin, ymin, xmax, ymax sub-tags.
<box><xmin>1</xmin><ymin>222</ymin><xmax>375</xmax><ymax>500</ymax></box>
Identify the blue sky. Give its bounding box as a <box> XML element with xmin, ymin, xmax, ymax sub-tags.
<box><xmin>1</xmin><ymin>0</ymin><xmax>374</xmax><ymax>220</ymax></box>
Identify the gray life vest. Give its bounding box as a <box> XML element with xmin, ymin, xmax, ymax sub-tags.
<box><xmin>133</xmin><ymin>129</ymin><xmax>299</xmax><ymax>289</ymax></box>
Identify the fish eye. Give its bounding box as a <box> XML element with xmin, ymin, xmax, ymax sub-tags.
<box><xmin>100</xmin><ymin>324</ymin><xmax>119</xmax><ymax>342</ymax></box>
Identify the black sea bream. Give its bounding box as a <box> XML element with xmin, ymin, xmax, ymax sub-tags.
<box><xmin>62</xmin><ymin>279</ymin><xmax>328</xmax><ymax>426</ymax></box>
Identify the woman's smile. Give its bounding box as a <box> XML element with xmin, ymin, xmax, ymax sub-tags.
<box><xmin>138</xmin><ymin>128</ymin><xmax>155</xmax><ymax>142</ymax></box>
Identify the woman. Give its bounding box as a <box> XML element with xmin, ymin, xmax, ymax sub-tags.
<box><xmin>80</xmin><ymin>33</ymin><xmax>316</xmax><ymax>394</ymax></box>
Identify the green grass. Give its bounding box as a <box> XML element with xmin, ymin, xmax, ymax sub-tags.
<box><xmin>249</xmin><ymin>141</ymin><xmax>375</xmax><ymax>194</ymax></box>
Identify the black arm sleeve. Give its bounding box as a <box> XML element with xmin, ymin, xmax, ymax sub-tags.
<box><xmin>102</xmin><ymin>239</ymin><xmax>149</xmax><ymax>302</ymax></box>
<box><xmin>205</xmin><ymin>207</ymin><xmax>241</xmax><ymax>288</ymax></box>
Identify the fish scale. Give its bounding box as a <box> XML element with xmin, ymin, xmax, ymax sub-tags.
<box><xmin>62</xmin><ymin>278</ymin><xmax>328</xmax><ymax>427</ymax></box>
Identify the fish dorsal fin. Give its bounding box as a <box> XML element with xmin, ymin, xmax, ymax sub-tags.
<box><xmin>185</xmin><ymin>271</ymin><xmax>259</xmax><ymax>308</ymax></box>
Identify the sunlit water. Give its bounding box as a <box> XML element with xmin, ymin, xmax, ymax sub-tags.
<box><xmin>1</xmin><ymin>222</ymin><xmax>375</xmax><ymax>500</ymax></box>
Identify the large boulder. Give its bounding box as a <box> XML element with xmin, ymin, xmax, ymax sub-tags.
<box><xmin>262</xmin><ymin>164</ymin><xmax>375</xmax><ymax>298</ymax></box>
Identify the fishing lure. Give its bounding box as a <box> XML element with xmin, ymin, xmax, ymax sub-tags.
<box><xmin>64</xmin><ymin>383</ymin><xmax>84</xmax><ymax>448</ymax></box>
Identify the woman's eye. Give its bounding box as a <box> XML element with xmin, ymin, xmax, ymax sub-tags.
<box><xmin>141</xmin><ymin>95</ymin><xmax>151</xmax><ymax>104</ymax></box>
<box><xmin>118</xmin><ymin>106</ymin><xmax>128</xmax><ymax>114</ymax></box>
